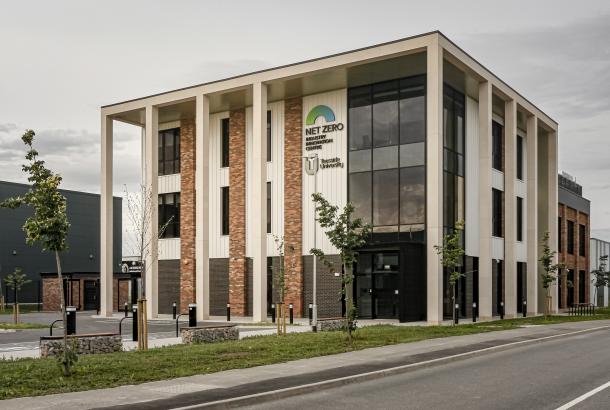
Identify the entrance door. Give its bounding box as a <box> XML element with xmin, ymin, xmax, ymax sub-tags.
<box><xmin>355</xmin><ymin>252</ymin><xmax>399</xmax><ymax>319</ymax></box>
<box><xmin>83</xmin><ymin>280</ymin><xmax>98</xmax><ymax>311</ymax></box>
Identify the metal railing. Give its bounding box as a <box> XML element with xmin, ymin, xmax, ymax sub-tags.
<box><xmin>569</xmin><ymin>303</ymin><xmax>595</xmax><ymax>316</ymax></box>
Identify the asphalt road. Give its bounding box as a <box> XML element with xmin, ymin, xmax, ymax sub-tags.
<box><xmin>243</xmin><ymin>328</ymin><xmax>610</xmax><ymax>410</ymax></box>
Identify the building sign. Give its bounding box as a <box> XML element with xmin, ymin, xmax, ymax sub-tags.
<box><xmin>304</xmin><ymin>105</ymin><xmax>345</xmax><ymax>152</ymax></box>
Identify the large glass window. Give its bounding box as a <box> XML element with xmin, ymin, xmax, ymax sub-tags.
<box><xmin>516</xmin><ymin>135</ymin><xmax>524</xmax><ymax>180</ymax></box>
<box><xmin>158</xmin><ymin>128</ymin><xmax>180</xmax><ymax>176</ymax></box>
<box><xmin>567</xmin><ymin>220</ymin><xmax>575</xmax><ymax>254</ymax></box>
<box><xmin>267</xmin><ymin>110</ymin><xmax>272</xmax><ymax>162</ymax></box>
<box><xmin>579</xmin><ymin>224</ymin><xmax>586</xmax><ymax>257</ymax></box>
<box><xmin>443</xmin><ymin>85</ymin><xmax>465</xmax><ymax>232</ymax></box>
<box><xmin>221</xmin><ymin>118</ymin><xmax>230</xmax><ymax>168</ymax></box>
<box><xmin>222</xmin><ymin>186</ymin><xmax>229</xmax><ymax>236</ymax></box>
<box><xmin>267</xmin><ymin>182</ymin><xmax>272</xmax><ymax>234</ymax></box>
<box><xmin>348</xmin><ymin>75</ymin><xmax>426</xmax><ymax>243</ymax></box>
<box><xmin>517</xmin><ymin>197</ymin><xmax>523</xmax><ymax>242</ymax></box>
<box><xmin>492</xmin><ymin>121</ymin><xmax>503</xmax><ymax>171</ymax></box>
<box><xmin>158</xmin><ymin>193</ymin><xmax>180</xmax><ymax>238</ymax></box>
<box><xmin>492</xmin><ymin>189</ymin><xmax>503</xmax><ymax>237</ymax></box>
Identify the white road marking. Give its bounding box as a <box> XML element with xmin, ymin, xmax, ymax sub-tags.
<box><xmin>555</xmin><ymin>380</ymin><xmax>610</xmax><ymax>410</ymax></box>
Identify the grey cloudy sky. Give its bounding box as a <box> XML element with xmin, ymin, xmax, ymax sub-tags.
<box><xmin>1</xmin><ymin>0</ymin><xmax>609</xmax><ymax>240</ymax></box>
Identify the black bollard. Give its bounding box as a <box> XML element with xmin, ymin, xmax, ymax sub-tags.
<box><xmin>132</xmin><ymin>304</ymin><xmax>138</xmax><ymax>342</ymax></box>
<box><xmin>124</xmin><ymin>302</ymin><xmax>129</xmax><ymax>318</ymax></box>
<box><xmin>289</xmin><ymin>303</ymin><xmax>294</xmax><ymax>325</ymax></box>
<box><xmin>523</xmin><ymin>300</ymin><xmax>527</xmax><ymax>317</ymax></box>
<box><xmin>271</xmin><ymin>303</ymin><xmax>275</xmax><ymax>323</ymax></box>
<box><xmin>226</xmin><ymin>303</ymin><xmax>231</xmax><ymax>322</ymax></box>
<box><xmin>472</xmin><ymin>302</ymin><xmax>477</xmax><ymax>323</ymax></box>
<box><xmin>500</xmin><ymin>301</ymin><xmax>504</xmax><ymax>320</ymax></box>
<box><xmin>66</xmin><ymin>306</ymin><xmax>77</xmax><ymax>335</ymax></box>
<box><xmin>172</xmin><ymin>302</ymin><xmax>177</xmax><ymax>320</ymax></box>
<box><xmin>454</xmin><ymin>304</ymin><xmax>459</xmax><ymax>325</ymax></box>
<box><xmin>308</xmin><ymin>303</ymin><xmax>313</xmax><ymax>326</ymax></box>
<box><xmin>188</xmin><ymin>304</ymin><xmax>197</xmax><ymax>327</ymax></box>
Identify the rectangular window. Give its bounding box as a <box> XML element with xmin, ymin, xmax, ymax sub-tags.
<box><xmin>567</xmin><ymin>220</ymin><xmax>575</xmax><ymax>254</ymax></box>
<box><xmin>267</xmin><ymin>110</ymin><xmax>272</xmax><ymax>162</ymax></box>
<box><xmin>492</xmin><ymin>189</ymin><xmax>503</xmax><ymax>237</ymax></box>
<box><xmin>517</xmin><ymin>197</ymin><xmax>523</xmax><ymax>242</ymax></box>
<box><xmin>158</xmin><ymin>128</ymin><xmax>180</xmax><ymax>176</ymax></box>
<box><xmin>158</xmin><ymin>193</ymin><xmax>180</xmax><ymax>238</ymax></box>
<box><xmin>516</xmin><ymin>135</ymin><xmax>524</xmax><ymax>180</ymax></box>
<box><xmin>443</xmin><ymin>84</ymin><xmax>465</xmax><ymax>232</ymax></box>
<box><xmin>267</xmin><ymin>182</ymin><xmax>271</xmax><ymax>234</ymax></box>
<box><xmin>558</xmin><ymin>217</ymin><xmax>562</xmax><ymax>250</ymax></box>
<box><xmin>492</xmin><ymin>121</ymin><xmax>503</xmax><ymax>171</ymax></box>
<box><xmin>372</xmin><ymin>80</ymin><xmax>399</xmax><ymax>148</ymax></box>
<box><xmin>221</xmin><ymin>186</ymin><xmax>229</xmax><ymax>236</ymax></box>
<box><xmin>221</xmin><ymin>118</ymin><xmax>230</xmax><ymax>168</ymax></box>
<box><xmin>579</xmin><ymin>224</ymin><xmax>586</xmax><ymax>257</ymax></box>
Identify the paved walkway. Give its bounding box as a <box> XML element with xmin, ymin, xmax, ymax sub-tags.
<box><xmin>3</xmin><ymin>319</ymin><xmax>609</xmax><ymax>410</ymax></box>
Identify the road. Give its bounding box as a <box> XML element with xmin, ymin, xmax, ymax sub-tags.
<box><xmin>243</xmin><ymin>328</ymin><xmax>610</xmax><ymax>410</ymax></box>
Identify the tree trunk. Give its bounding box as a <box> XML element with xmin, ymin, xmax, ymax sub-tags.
<box><xmin>344</xmin><ymin>264</ymin><xmax>354</xmax><ymax>344</ymax></box>
<box><xmin>55</xmin><ymin>251</ymin><xmax>71</xmax><ymax>376</ymax></box>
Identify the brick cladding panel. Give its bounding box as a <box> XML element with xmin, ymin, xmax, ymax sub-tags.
<box><xmin>303</xmin><ymin>255</ymin><xmax>343</xmax><ymax>318</ymax></box>
<box><xmin>180</xmin><ymin>119</ymin><xmax>197</xmax><ymax>313</ymax></box>
<box><xmin>209</xmin><ymin>258</ymin><xmax>229</xmax><ymax>316</ymax></box>
<box><xmin>228</xmin><ymin>109</ymin><xmax>248</xmax><ymax>316</ymax></box>
<box><xmin>284</xmin><ymin>97</ymin><xmax>305</xmax><ymax>317</ymax></box>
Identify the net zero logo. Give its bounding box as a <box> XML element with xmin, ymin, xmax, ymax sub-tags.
<box><xmin>304</xmin><ymin>105</ymin><xmax>344</xmax><ymax>151</ymax></box>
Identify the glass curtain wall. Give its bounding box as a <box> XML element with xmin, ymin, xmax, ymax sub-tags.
<box><xmin>442</xmin><ymin>84</ymin><xmax>466</xmax><ymax>318</ymax></box>
<box><xmin>348</xmin><ymin>75</ymin><xmax>426</xmax><ymax>244</ymax></box>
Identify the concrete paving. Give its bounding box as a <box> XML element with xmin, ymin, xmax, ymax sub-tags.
<box><xmin>2</xmin><ymin>319</ymin><xmax>609</xmax><ymax>409</ymax></box>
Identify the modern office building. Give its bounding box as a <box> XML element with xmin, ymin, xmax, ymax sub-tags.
<box><xmin>0</xmin><ymin>180</ymin><xmax>122</xmax><ymax>310</ymax></box>
<box><xmin>590</xmin><ymin>238</ymin><xmax>610</xmax><ymax>308</ymax></box>
<box><xmin>100</xmin><ymin>31</ymin><xmax>559</xmax><ymax>323</ymax></box>
<box><xmin>557</xmin><ymin>172</ymin><xmax>590</xmax><ymax>309</ymax></box>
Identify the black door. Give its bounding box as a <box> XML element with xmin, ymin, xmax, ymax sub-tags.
<box><xmin>83</xmin><ymin>280</ymin><xmax>98</xmax><ymax>311</ymax></box>
<box><xmin>354</xmin><ymin>252</ymin><xmax>399</xmax><ymax>319</ymax></box>
<box><xmin>400</xmin><ymin>243</ymin><xmax>426</xmax><ymax>322</ymax></box>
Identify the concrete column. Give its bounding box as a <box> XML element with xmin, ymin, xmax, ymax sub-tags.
<box><xmin>144</xmin><ymin>105</ymin><xmax>159</xmax><ymax>318</ymax></box>
<box><xmin>425</xmin><ymin>39</ymin><xmax>444</xmax><ymax>325</ymax></box>
<box><xmin>196</xmin><ymin>94</ymin><xmax>210</xmax><ymax>320</ymax></box>
<box><xmin>100</xmin><ymin>114</ymin><xmax>113</xmax><ymax>317</ymax></box>
<box><xmin>547</xmin><ymin>130</ymin><xmax>559</xmax><ymax>313</ymax></box>
<box><xmin>526</xmin><ymin>115</ymin><xmax>538</xmax><ymax>315</ymax></box>
<box><xmin>252</xmin><ymin>82</ymin><xmax>268</xmax><ymax>322</ymax></box>
<box><xmin>504</xmin><ymin>99</ymin><xmax>517</xmax><ymax>317</ymax></box>
<box><xmin>478</xmin><ymin>81</ymin><xmax>493</xmax><ymax>320</ymax></box>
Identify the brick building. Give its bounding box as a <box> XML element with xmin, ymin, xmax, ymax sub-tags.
<box><xmin>557</xmin><ymin>172</ymin><xmax>590</xmax><ymax>309</ymax></box>
<box><xmin>99</xmin><ymin>32</ymin><xmax>560</xmax><ymax>323</ymax></box>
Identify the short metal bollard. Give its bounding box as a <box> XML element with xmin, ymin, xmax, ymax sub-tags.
<box><xmin>226</xmin><ymin>303</ymin><xmax>231</xmax><ymax>322</ymax></box>
<box><xmin>500</xmin><ymin>301</ymin><xmax>504</xmax><ymax>320</ymax></box>
<box><xmin>523</xmin><ymin>300</ymin><xmax>527</xmax><ymax>317</ymax></box>
<box><xmin>188</xmin><ymin>304</ymin><xmax>197</xmax><ymax>327</ymax></box>
<box><xmin>66</xmin><ymin>306</ymin><xmax>77</xmax><ymax>335</ymax></box>
<box><xmin>124</xmin><ymin>302</ymin><xmax>129</xmax><ymax>318</ymax></box>
<box><xmin>472</xmin><ymin>302</ymin><xmax>477</xmax><ymax>323</ymax></box>
<box><xmin>132</xmin><ymin>304</ymin><xmax>139</xmax><ymax>342</ymax></box>
<box><xmin>289</xmin><ymin>303</ymin><xmax>294</xmax><ymax>325</ymax></box>
<box><xmin>172</xmin><ymin>302</ymin><xmax>177</xmax><ymax>320</ymax></box>
<box><xmin>454</xmin><ymin>304</ymin><xmax>459</xmax><ymax>325</ymax></box>
<box><xmin>271</xmin><ymin>303</ymin><xmax>275</xmax><ymax>324</ymax></box>
<box><xmin>308</xmin><ymin>303</ymin><xmax>313</xmax><ymax>326</ymax></box>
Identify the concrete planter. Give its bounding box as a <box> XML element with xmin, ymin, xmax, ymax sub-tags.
<box><xmin>317</xmin><ymin>318</ymin><xmax>349</xmax><ymax>332</ymax></box>
<box><xmin>181</xmin><ymin>325</ymin><xmax>239</xmax><ymax>344</ymax></box>
<box><xmin>40</xmin><ymin>333</ymin><xmax>122</xmax><ymax>357</ymax></box>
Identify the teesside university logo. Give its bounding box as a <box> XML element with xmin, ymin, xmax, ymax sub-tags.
<box><xmin>304</xmin><ymin>105</ymin><xmax>344</xmax><ymax>152</ymax></box>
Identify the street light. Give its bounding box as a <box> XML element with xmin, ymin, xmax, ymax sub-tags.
<box><xmin>303</xmin><ymin>154</ymin><xmax>319</xmax><ymax>331</ymax></box>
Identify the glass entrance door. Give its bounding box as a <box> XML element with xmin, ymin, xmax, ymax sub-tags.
<box><xmin>355</xmin><ymin>251</ymin><xmax>399</xmax><ymax>319</ymax></box>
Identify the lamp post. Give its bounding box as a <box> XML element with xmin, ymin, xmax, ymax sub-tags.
<box><xmin>304</xmin><ymin>154</ymin><xmax>319</xmax><ymax>331</ymax></box>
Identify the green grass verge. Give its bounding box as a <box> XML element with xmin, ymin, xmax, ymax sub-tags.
<box><xmin>0</xmin><ymin>322</ymin><xmax>48</xmax><ymax>330</ymax></box>
<box><xmin>0</xmin><ymin>305</ymin><xmax>40</xmax><ymax>315</ymax></box>
<box><xmin>1</xmin><ymin>311</ymin><xmax>609</xmax><ymax>400</ymax></box>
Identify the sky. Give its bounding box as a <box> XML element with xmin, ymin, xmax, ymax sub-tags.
<box><xmin>1</xmin><ymin>0</ymin><xmax>609</xmax><ymax>245</ymax></box>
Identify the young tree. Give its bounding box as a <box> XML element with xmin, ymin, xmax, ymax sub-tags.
<box><xmin>0</xmin><ymin>130</ymin><xmax>74</xmax><ymax>375</ymax></box>
<box><xmin>434</xmin><ymin>220</ymin><xmax>465</xmax><ymax>325</ymax></box>
<box><xmin>310</xmin><ymin>193</ymin><xmax>371</xmax><ymax>344</ymax></box>
<box><xmin>272</xmin><ymin>235</ymin><xmax>293</xmax><ymax>335</ymax></box>
<box><xmin>591</xmin><ymin>255</ymin><xmax>609</xmax><ymax>306</ymax></box>
<box><xmin>5</xmin><ymin>268</ymin><xmax>31</xmax><ymax>323</ymax></box>
<box><xmin>539</xmin><ymin>231</ymin><xmax>563</xmax><ymax>317</ymax></box>
<box><xmin>124</xmin><ymin>184</ymin><xmax>173</xmax><ymax>349</ymax></box>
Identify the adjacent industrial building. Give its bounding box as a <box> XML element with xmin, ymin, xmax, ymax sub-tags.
<box><xmin>0</xmin><ymin>180</ymin><xmax>123</xmax><ymax>310</ymax></box>
<box><xmin>100</xmin><ymin>31</ymin><xmax>559</xmax><ymax>323</ymax></box>
<box><xmin>590</xmin><ymin>237</ymin><xmax>610</xmax><ymax>307</ymax></box>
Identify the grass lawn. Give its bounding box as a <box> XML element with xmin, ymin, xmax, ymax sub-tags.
<box><xmin>1</xmin><ymin>310</ymin><xmax>609</xmax><ymax>400</ymax></box>
<box><xmin>0</xmin><ymin>304</ymin><xmax>40</xmax><ymax>315</ymax></box>
<box><xmin>0</xmin><ymin>322</ymin><xmax>48</xmax><ymax>330</ymax></box>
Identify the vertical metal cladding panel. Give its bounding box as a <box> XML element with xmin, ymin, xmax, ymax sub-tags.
<box><xmin>245</xmin><ymin>102</ymin><xmax>285</xmax><ymax>257</ymax></box>
<box><xmin>303</xmin><ymin>255</ymin><xmax>343</xmax><ymax>318</ymax></box>
<box><xmin>158</xmin><ymin>260</ymin><xmax>180</xmax><ymax>314</ymax></box>
<box><xmin>465</xmin><ymin>97</ymin><xmax>480</xmax><ymax>257</ymax></box>
<box><xmin>158</xmin><ymin>175</ymin><xmax>181</xmax><ymax>194</ymax></box>
<box><xmin>302</xmin><ymin>89</ymin><xmax>348</xmax><ymax>255</ymax></box>
<box><xmin>209</xmin><ymin>258</ymin><xmax>229</xmax><ymax>316</ymax></box>
<box><xmin>158</xmin><ymin>238</ymin><xmax>180</xmax><ymax>260</ymax></box>
<box><xmin>209</xmin><ymin>112</ymin><xmax>230</xmax><ymax>259</ymax></box>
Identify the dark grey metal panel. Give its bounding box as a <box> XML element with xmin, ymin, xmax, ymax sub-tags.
<box><xmin>559</xmin><ymin>186</ymin><xmax>590</xmax><ymax>215</ymax></box>
<box><xmin>0</xmin><ymin>181</ymin><xmax>122</xmax><ymax>302</ymax></box>
<box><xmin>158</xmin><ymin>260</ymin><xmax>180</xmax><ymax>314</ymax></box>
<box><xmin>209</xmin><ymin>258</ymin><xmax>228</xmax><ymax>316</ymax></box>
<box><xmin>303</xmin><ymin>255</ymin><xmax>343</xmax><ymax>318</ymax></box>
